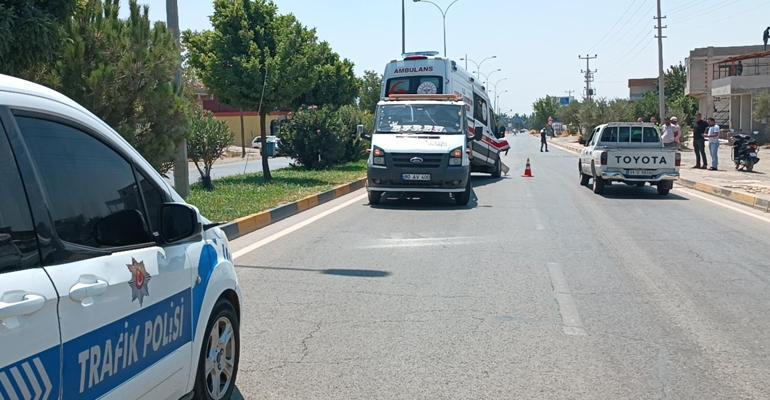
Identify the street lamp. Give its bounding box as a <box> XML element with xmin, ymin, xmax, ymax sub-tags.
<box><xmin>495</xmin><ymin>90</ymin><xmax>509</xmax><ymax>115</ymax></box>
<box><xmin>460</xmin><ymin>55</ymin><xmax>496</xmax><ymax>79</ymax></box>
<box><xmin>473</xmin><ymin>68</ymin><xmax>502</xmax><ymax>87</ymax></box>
<box><xmin>413</xmin><ymin>0</ymin><xmax>461</xmax><ymax>57</ymax></box>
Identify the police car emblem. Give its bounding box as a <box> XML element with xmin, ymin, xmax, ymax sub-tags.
<box><xmin>127</xmin><ymin>258</ymin><xmax>151</xmax><ymax>306</ymax></box>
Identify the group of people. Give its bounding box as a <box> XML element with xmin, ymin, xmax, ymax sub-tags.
<box><xmin>637</xmin><ymin>114</ymin><xmax>721</xmax><ymax>170</ymax></box>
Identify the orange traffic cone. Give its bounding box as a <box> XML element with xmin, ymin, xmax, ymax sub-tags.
<box><xmin>521</xmin><ymin>158</ymin><xmax>533</xmax><ymax>178</ymax></box>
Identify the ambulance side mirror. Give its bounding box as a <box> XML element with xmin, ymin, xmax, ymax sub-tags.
<box><xmin>160</xmin><ymin>203</ymin><xmax>202</xmax><ymax>244</ymax></box>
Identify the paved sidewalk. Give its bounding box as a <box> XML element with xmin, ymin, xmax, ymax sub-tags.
<box><xmin>550</xmin><ymin>135</ymin><xmax>770</xmax><ymax>211</ymax></box>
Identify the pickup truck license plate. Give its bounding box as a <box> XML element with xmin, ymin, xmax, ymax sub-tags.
<box><xmin>402</xmin><ymin>173</ymin><xmax>431</xmax><ymax>181</ymax></box>
<box><xmin>625</xmin><ymin>169</ymin><xmax>651</xmax><ymax>176</ymax></box>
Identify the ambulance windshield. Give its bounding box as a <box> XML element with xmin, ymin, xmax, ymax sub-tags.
<box><xmin>376</xmin><ymin>104</ymin><xmax>462</xmax><ymax>134</ymax></box>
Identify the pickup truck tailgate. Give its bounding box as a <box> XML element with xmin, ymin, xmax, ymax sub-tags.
<box><xmin>607</xmin><ymin>149</ymin><xmax>677</xmax><ymax>169</ymax></box>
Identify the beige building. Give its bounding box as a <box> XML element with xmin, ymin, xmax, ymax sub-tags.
<box><xmin>628</xmin><ymin>78</ymin><xmax>657</xmax><ymax>101</ymax></box>
<box><xmin>686</xmin><ymin>45</ymin><xmax>770</xmax><ymax>136</ymax></box>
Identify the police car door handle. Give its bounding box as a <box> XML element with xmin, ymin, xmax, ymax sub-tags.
<box><xmin>0</xmin><ymin>293</ymin><xmax>45</xmax><ymax>320</ymax></box>
<box><xmin>69</xmin><ymin>277</ymin><xmax>109</xmax><ymax>304</ymax></box>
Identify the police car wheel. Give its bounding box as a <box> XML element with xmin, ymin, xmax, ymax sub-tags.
<box><xmin>194</xmin><ymin>299</ymin><xmax>240</xmax><ymax>400</ymax></box>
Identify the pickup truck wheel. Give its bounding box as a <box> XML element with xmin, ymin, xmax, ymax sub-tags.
<box><xmin>455</xmin><ymin>176</ymin><xmax>471</xmax><ymax>206</ymax></box>
<box><xmin>657</xmin><ymin>181</ymin><xmax>672</xmax><ymax>196</ymax></box>
<box><xmin>368</xmin><ymin>190</ymin><xmax>382</xmax><ymax>205</ymax></box>
<box><xmin>592</xmin><ymin>176</ymin><xmax>605</xmax><ymax>195</ymax></box>
<box><xmin>580</xmin><ymin>173</ymin><xmax>590</xmax><ymax>186</ymax></box>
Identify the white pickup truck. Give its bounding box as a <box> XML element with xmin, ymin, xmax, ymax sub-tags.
<box><xmin>578</xmin><ymin>123</ymin><xmax>680</xmax><ymax>195</ymax></box>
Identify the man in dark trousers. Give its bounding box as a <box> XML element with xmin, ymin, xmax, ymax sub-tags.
<box><xmin>541</xmin><ymin>116</ymin><xmax>553</xmax><ymax>152</ymax></box>
<box><xmin>692</xmin><ymin>112</ymin><xmax>709</xmax><ymax>169</ymax></box>
<box><xmin>764</xmin><ymin>27</ymin><xmax>770</xmax><ymax>51</ymax></box>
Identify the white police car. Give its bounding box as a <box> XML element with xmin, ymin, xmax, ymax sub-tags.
<box><xmin>0</xmin><ymin>75</ymin><xmax>242</xmax><ymax>400</ymax></box>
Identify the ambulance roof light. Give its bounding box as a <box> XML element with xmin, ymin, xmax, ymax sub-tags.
<box><xmin>402</xmin><ymin>51</ymin><xmax>440</xmax><ymax>60</ymax></box>
<box><xmin>386</xmin><ymin>94</ymin><xmax>462</xmax><ymax>102</ymax></box>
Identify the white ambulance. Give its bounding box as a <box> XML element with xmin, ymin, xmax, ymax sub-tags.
<box><xmin>0</xmin><ymin>75</ymin><xmax>241</xmax><ymax>400</ymax></box>
<box><xmin>381</xmin><ymin>52</ymin><xmax>510</xmax><ymax>175</ymax></box>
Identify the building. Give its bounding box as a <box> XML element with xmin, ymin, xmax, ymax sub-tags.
<box><xmin>193</xmin><ymin>84</ymin><xmax>289</xmax><ymax>148</ymax></box>
<box><xmin>686</xmin><ymin>45</ymin><xmax>770</xmax><ymax>137</ymax></box>
<box><xmin>628</xmin><ymin>78</ymin><xmax>657</xmax><ymax>101</ymax></box>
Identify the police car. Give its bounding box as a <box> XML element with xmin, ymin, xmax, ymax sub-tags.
<box><xmin>0</xmin><ymin>75</ymin><xmax>242</xmax><ymax>400</ymax></box>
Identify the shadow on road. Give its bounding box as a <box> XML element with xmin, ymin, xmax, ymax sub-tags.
<box><xmin>580</xmin><ymin>183</ymin><xmax>689</xmax><ymax>200</ymax></box>
<box><xmin>366</xmin><ymin>175</ymin><xmax>512</xmax><ymax>210</ymax></box>
<box><xmin>235</xmin><ymin>265</ymin><xmax>392</xmax><ymax>278</ymax></box>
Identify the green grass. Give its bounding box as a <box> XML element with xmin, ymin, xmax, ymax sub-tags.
<box><xmin>188</xmin><ymin>161</ymin><xmax>367</xmax><ymax>222</ymax></box>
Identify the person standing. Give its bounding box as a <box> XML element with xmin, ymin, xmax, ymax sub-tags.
<box><xmin>670</xmin><ymin>116</ymin><xmax>682</xmax><ymax>148</ymax></box>
<box><xmin>706</xmin><ymin>117</ymin><xmax>720</xmax><ymax>170</ymax></box>
<box><xmin>541</xmin><ymin>116</ymin><xmax>553</xmax><ymax>152</ymax></box>
<box><xmin>764</xmin><ymin>27</ymin><xmax>770</xmax><ymax>51</ymax></box>
<box><xmin>650</xmin><ymin>116</ymin><xmax>658</xmax><ymax>127</ymax></box>
<box><xmin>637</xmin><ymin>117</ymin><xmax>644</xmax><ymax>123</ymax></box>
<box><xmin>661</xmin><ymin>117</ymin><xmax>678</xmax><ymax>148</ymax></box>
<box><xmin>692</xmin><ymin>112</ymin><xmax>709</xmax><ymax>169</ymax></box>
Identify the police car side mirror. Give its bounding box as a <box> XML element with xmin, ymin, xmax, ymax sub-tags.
<box><xmin>95</xmin><ymin>209</ymin><xmax>153</xmax><ymax>247</ymax></box>
<box><xmin>160</xmin><ymin>203</ymin><xmax>202</xmax><ymax>244</ymax></box>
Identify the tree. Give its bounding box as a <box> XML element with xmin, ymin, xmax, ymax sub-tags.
<box><xmin>532</xmin><ymin>96</ymin><xmax>560</xmax><ymax>129</ymax></box>
<box><xmin>754</xmin><ymin>91</ymin><xmax>770</xmax><ymax>122</ymax></box>
<box><xmin>557</xmin><ymin>101</ymin><xmax>582</xmax><ymax>133</ymax></box>
<box><xmin>278</xmin><ymin>106</ymin><xmax>347</xmax><ymax>169</ymax></box>
<box><xmin>187</xmin><ymin>107</ymin><xmax>233</xmax><ymax>190</ymax></box>
<box><xmin>0</xmin><ymin>0</ymin><xmax>75</xmax><ymax>78</ymax></box>
<box><xmin>358</xmin><ymin>70</ymin><xmax>382</xmax><ymax>114</ymax></box>
<box><xmin>301</xmin><ymin>41</ymin><xmax>358</xmax><ymax>109</ymax></box>
<box><xmin>634</xmin><ymin>91</ymin><xmax>659</xmax><ymax>121</ymax></box>
<box><xmin>50</xmin><ymin>0</ymin><xmax>188</xmax><ymax>172</ymax></box>
<box><xmin>185</xmin><ymin>0</ymin><xmax>319</xmax><ymax>181</ymax></box>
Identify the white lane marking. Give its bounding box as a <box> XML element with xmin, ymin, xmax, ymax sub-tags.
<box><xmin>547</xmin><ymin>262</ymin><xmax>587</xmax><ymax>336</ymax></box>
<box><xmin>678</xmin><ymin>188</ymin><xmax>770</xmax><ymax>224</ymax></box>
<box><xmin>233</xmin><ymin>193</ymin><xmax>367</xmax><ymax>260</ymax></box>
<box><xmin>361</xmin><ymin>236</ymin><xmax>480</xmax><ymax>249</ymax></box>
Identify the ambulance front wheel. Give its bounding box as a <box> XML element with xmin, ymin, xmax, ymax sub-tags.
<box><xmin>194</xmin><ymin>298</ymin><xmax>240</xmax><ymax>400</ymax></box>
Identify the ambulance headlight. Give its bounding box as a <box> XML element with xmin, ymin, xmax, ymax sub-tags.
<box><xmin>372</xmin><ymin>146</ymin><xmax>386</xmax><ymax>166</ymax></box>
<box><xmin>448</xmin><ymin>147</ymin><xmax>463</xmax><ymax>166</ymax></box>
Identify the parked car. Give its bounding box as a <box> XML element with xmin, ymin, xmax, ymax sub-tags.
<box><xmin>251</xmin><ymin>135</ymin><xmax>281</xmax><ymax>150</ymax></box>
<box><xmin>579</xmin><ymin>122</ymin><xmax>680</xmax><ymax>195</ymax></box>
<box><xmin>0</xmin><ymin>74</ymin><xmax>242</xmax><ymax>400</ymax></box>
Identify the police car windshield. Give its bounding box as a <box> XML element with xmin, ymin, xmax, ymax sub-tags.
<box><xmin>376</xmin><ymin>104</ymin><xmax>462</xmax><ymax>134</ymax></box>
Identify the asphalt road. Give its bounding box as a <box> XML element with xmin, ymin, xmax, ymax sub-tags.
<box><xmin>229</xmin><ymin>134</ymin><xmax>770</xmax><ymax>399</ymax></box>
<box><xmin>165</xmin><ymin>155</ymin><xmax>293</xmax><ymax>186</ymax></box>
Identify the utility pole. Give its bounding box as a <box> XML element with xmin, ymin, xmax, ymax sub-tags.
<box><xmin>654</xmin><ymin>0</ymin><xmax>667</xmax><ymax>121</ymax></box>
<box><xmin>579</xmin><ymin>54</ymin><xmax>598</xmax><ymax>102</ymax></box>
<box><xmin>167</xmin><ymin>0</ymin><xmax>189</xmax><ymax>198</ymax></box>
<box><xmin>565</xmin><ymin>90</ymin><xmax>575</xmax><ymax>101</ymax></box>
<box><xmin>402</xmin><ymin>0</ymin><xmax>406</xmax><ymax>54</ymax></box>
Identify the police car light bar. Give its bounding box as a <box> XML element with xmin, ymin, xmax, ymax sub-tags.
<box><xmin>386</xmin><ymin>94</ymin><xmax>462</xmax><ymax>102</ymax></box>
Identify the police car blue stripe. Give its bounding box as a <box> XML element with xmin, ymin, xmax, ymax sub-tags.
<box><xmin>0</xmin><ymin>347</ymin><xmax>59</xmax><ymax>400</ymax></box>
<box><xmin>62</xmin><ymin>289</ymin><xmax>192</xmax><ymax>400</ymax></box>
<box><xmin>192</xmin><ymin>244</ymin><xmax>219</xmax><ymax>336</ymax></box>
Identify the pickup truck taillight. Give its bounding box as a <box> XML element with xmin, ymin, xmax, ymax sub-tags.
<box><xmin>600</xmin><ymin>151</ymin><xmax>608</xmax><ymax>166</ymax></box>
<box><xmin>675</xmin><ymin>152</ymin><xmax>681</xmax><ymax>167</ymax></box>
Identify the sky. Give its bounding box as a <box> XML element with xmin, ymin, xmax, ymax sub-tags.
<box><xmin>121</xmin><ymin>0</ymin><xmax>770</xmax><ymax>114</ymax></box>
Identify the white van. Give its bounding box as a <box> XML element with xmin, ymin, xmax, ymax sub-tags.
<box><xmin>381</xmin><ymin>52</ymin><xmax>509</xmax><ymax>176</ymax></box>
<box><xmin>367</xmin><ymin>94</ymin><xmax>481</xmax><ymax>206</ymax></box>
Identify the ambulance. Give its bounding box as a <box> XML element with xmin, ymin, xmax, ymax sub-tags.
<box><xmin>0</xmin><ymin>75</ymin><xmax>241</xmax><ymax>400</ymax></box>
<box><xmin>381</xmin><ymin>51</ymin><xmax>510</xmax><ymax>174</ymax></box>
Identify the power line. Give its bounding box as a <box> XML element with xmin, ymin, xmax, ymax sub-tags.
<box><xmin>588</xmin><ymin>0</ymin><xmax>641</xmax><ymax>53</ymax></box>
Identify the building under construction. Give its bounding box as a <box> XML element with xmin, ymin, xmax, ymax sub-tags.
<box><xmin>686</xmin><ymin>45</ymin><xmax>770</xmax><ymax>140</ymax></box>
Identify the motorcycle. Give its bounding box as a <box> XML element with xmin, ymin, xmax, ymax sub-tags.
<box><xmin>732</xmin><ymin>134</ymin><xmax>760</xmax><ymax>172</ymax></box>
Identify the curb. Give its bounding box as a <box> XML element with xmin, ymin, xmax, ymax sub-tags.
<box><xmin>548</xmin><ymin>138</ymin><xmax>770</xmax><ymax>213</ymax></box>
<box><xmin>220</xmin><ymin>178</ymin><xmax>367</xmax><ymax>240</ymax></box>
<box><xmin>676</xmin><ymin>178</ymin><xmax>770</xmax><ymax>212</ymax></box>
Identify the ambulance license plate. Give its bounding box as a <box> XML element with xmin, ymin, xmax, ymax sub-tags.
<box><xmin>402</xmin><ymin>173</ymin><xmax>431</xmax><ymax>181</ymax></box>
